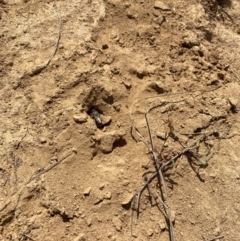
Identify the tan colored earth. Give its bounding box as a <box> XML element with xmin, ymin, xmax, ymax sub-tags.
<box><xmin>1</xmin><ymin>0</ymin><xmax>240</xmax><ymax>240</ymax></box>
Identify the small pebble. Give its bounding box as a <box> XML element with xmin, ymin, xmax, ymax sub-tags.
<box><xmin>154</xmin><ymin>1</ymin><xmax>171</xmax><ymax>10</ymax></box>
<box><xmin>121</xmin><ymin>193</ymin><xmax>134</xmax><ymax>206</ymax></box>
<box><xmin>72</xmin><ymin>147</ymin><xmax>77</xmax><ymax>153</ymax></box>
<box><xmin>156</xmin><ymin>131</ymin><xmax>166</xmax><ymax>140</ymax></box>
<box><xmin>159</xmin><ymin>219</ymin><xmax>166</xmax><ymax>230</ymax></box>
<box><xmin>94</xmin><ymin>193</ymin><xmax>104</xmax><ymax>204</ymax></box>
<box><xmin>83</xmin><ymin>187</ymin><xmax>91</xmax><ymax>196</ymax></box>
<box><xmin>228</xmin><ymin>97</ymin><xmax>238</xmax><ymax>112</ymax></box>
<box><xmin>86</xmin><ymin>218</ymin><xmax>92</xmax><ymax>227</ymax></box>
<box><xmin>73</xmin><ymin>233</ymin><xmax>86</xmax><ymax>241</ymax></box>
<box><xmin>182</xmin><ymin>31</ymin><xmax>200</xmax><ymax>48</ymax></box>
<box><xmin>104</xmin><ymin>191</ymin><xmax>112</xmax><ymax>200</ymax></box>
<box><xmin>112</xmin><ymin>217</ymin><xmax>122</xmax><ymax>231</ymax></box>
<box><xmin>147</xmin><ymin>229</ymin><xmax>154</xmax><ymax>237</ymax></box>
<box><xmin>99</xmin><ymin>183</ymin><xmax>105</xmax><ymax>190</ymax></box>
<box><xmin>39</xmin><ymin>137</ymin><xmax>47</xmax><ymax>144</ymax></box>
<box><xmin>51</xmin><ymin>156</ymin><xmax>58</xmax><ymax>161</ymax></box>
<box><xmin>101</xmin><ymin>115</ymin><xmax>112</xmax><ymax>125</ymax></box>
<box><xmin>73</xmin><ymin>114</ymin><xmax>88</xmax><ymax>124</ymax></box>
<box><xmin>117</xmin><ymin>159</ymin><xmax>125</xmax><ymax>166</ymax></box>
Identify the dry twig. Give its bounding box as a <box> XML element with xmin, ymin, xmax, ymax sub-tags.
<box><xmin>29</xmin><ymin>0</ymin><xmax>62</xmax><ymax>76</ymax></box>
<box><xmin>206</xmin><ymin>235</ymin><xmax>224</xmax><ymax>241</ymax></box>
<box><xmin>45</xmin><ymin>0</ymin><xmax>62</xmax><ymax>67</ymax></box>
<box><xmin>129</xmin><ymin>111</ymin><xmax>149</xmax><ymax>149</ymax></box>
<box><xmin>26</xmin><ymin>151</ymin><xmax>73</xmax><ymax>185</ymax></box>
<box><xmin>145</xmin><ymin>111</ymin><xmax>175</xmax><ymax>241</ymax></box>
<box><xmin>0</xmin><ymin>152</ymin><xmax>73</xmax><ymax>214</ymax></box>
<box><xmin>0</xmin><ymin>201</ymin><xmax>11</xmax><ymax>213</ymax></box>
<box><xmin>132</xmin><ymin>87</ymin><xmax>225</xmax><ymax>241</ymax></box>
<box><xmin>22</xmin><ymin>233</ymin><xmax>35</xmax><ymax>241</ymax></box>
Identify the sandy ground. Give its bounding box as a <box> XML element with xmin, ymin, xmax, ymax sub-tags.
<box><xmin>1</xmin><ymin>0</ymin><xmax>240</xmax><ymax>240</ymax></box>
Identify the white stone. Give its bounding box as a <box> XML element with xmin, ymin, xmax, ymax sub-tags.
<box><xmin>154</xmin><ymin>1</ymin><xmax>171</xmax><ymax>10</ymax></box>
<box><xmin>83</xmin><ymin>187</ymin><xmax>91</xmax><ymax>196</ymax></box>
<box><xmin>73</xmin><ymin>113</ymin><xmax>88</xmax><ymax>123</ymax></box>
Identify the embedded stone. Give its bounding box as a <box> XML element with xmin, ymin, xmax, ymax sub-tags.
<box><xmin>73</xmin><ymin>114</ymin><xmax>88</xmax><ymax>123</ymax></box>
<box><xmin>154</xmin><ymin>1</ymin><xmax>171</xmax><ymax>10</ymax></box>
<box><xmin>83</xmin><ymin>187</ymin><xmax>91</xmax><ymax>196</ymax></box>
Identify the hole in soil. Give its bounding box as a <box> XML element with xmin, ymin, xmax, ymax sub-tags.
<box><xmin>103</xmin><ymin>95</ymin><xmax>114</xmax><ymax>105</ymax></box>
<box><xmin>102</xmin><ymin>44</ymin><xmax>109</xmax><ymax>50</ymax></box>
<box><xmin>50</xmin><ymin>210</ymin><xmax>72</xmax><ymax>223</ymax></box>
<box><xmin>204</xmin><ymin>30</ymin><xmax>213</xmax><ymax>42</ymax></box>
<box><xmin>217</xmin><ymin>0</ymin><xmax>232</xmax><ymax>7</ymax></box>
<box><xmin>148</xmin><ymin>83</ymin><xmax>165</xmax><ymax>94</ymax></box>
<box><xmin>213</xmin><ymin>131</ymin><xmax>220</xmax><ymax>138</ymax></box>
<box><xmin>122</xmin><ymin>202</ymin><xmax>132</xmax><ymax>210</ymax></box>
<box><xmin>112</xmin><ymin>138</ymin><xmax>127</xmax><ymax>150</ymax></box>
<box><xmin>137</xmin><ymin>72</ymin><xmax>145</xmax><ymax>79</ymax></box>
<box><xmin>1</xmin><ymin>212</ymin><xmax>14</xmax><ymax>226</ymax></box>
<box><xmin>230</xmin><ymin>104</ymin><xmax>237</xmax><ymax>114</ymax></box>
<box><xmin>61</xmin><ymin>213</ymin><xmax>72</xmax><ymax>223</ymax></box>
<box><xmin>194</xmin><ymin>127</ymin><xmax>202</xmax><ymax>134</ymax></box>
<box><xmin>209</xmin><ymin>80</ymin><xmax>220</xmax><ymax>86</ymax></box>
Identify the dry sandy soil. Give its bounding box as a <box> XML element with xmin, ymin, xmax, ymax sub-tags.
<box><xmin>1</xmin><ymin>0</ymin><xmax>240</xmax><ymax>240</ymax></box>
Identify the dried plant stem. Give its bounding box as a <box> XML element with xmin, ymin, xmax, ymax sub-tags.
<box><xmin>22</xmin><ymin>233</ymin><xmax>35</xmax><ymax>241</ymax></box>
<box><xmin>27</xmin><ymin>0</ymin><xmax>62</xmax><ymax>76</ymax></box>
<box><xmin>145</xmin><ymin>112</ymin><xmax>175</xmax><ymax>241</ymax></box>
<box><xmin>129</xmin><ymin>111</ymin><xmax>149</xmax><ymax>149</ymax></box>
<box><xmin>44</xmin><ymin>0</ymin><xmax>62</xmax><ymax>68</ymax></box>
<box><xmin>206</xmin><ymin>235</ymin><xmax>224</xmax><ymax>241</ymax></box>
<box><xmin>135</xmin><ymin>171</ymin><xmax>158</xmax><ymax>223</ymax></box>
<box><xmin>26</xmin><ymin>151</ymin><xmax>73</xmax><ymax>185</ymax></box>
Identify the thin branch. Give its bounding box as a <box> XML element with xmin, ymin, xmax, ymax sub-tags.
<box><xmin>0</xmin><ymin>201</ymin><xmax>11</xmax><ymax>213</ymax></box>
<box><xmin>22</xmin><ymin>233</ymin><xmax>35</xmax><ymax>241</ymax></box>
<box><xmin>129</xmin><ymin>111</ymin><xmax>150</xmax><ymax>150</ymax></box>
<box><xmin>29</xmin><ymin>0</ymin><xmax>62</xmax><ymax>76</ymax></box>
<box><xmin>206</xmin><ymin>235</ymin><xmax>224</xmax><ymax>241</ymax></box>
<box><xmin>26</xmin><ymin>151</ymin><xmax>73</xmax><ymax>185</ymax></box>
<box><xmin>145</xmin><ymin>111</ymin><xmax>175</xmax><ymax>241</ymax></box>
<box><xmin>156</xmin><ymin>192</ymin><xmax>169</xmax><ymax>210</ymax></box>
<box><xmin>135</xmin><ymin>171</ymin><xmax>158</xmax><ymax>224</ymax></box>
<box><xmin>16</xmin><ymin>127</ymin><xmax>28</xmax><ymax>149</ymax></box>
<box><xmin>5</xmin><ymin>152</ymin><xmax>74</xmax><ymax>214</ymax></box>
<box><xmin>44</xmin><ymin>0</ymin><xmax>62</xmax><ymax>68</ymax></box>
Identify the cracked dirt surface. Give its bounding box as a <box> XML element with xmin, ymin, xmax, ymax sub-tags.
<box><xmin>1</xmin><ymin>0</ymin><xmax>240</xmax><ymax>240</ymax></box>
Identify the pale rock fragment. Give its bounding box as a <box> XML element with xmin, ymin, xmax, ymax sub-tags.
<box><xmin>101</xmin><ymin>115</ymin><xmax>112</xmax><ymax>125</ymax></box>
<box><xmin>73</xmin><ymin>233</ymin><xmax>86</xmax><ymax>241</ymax></box>
<box><xmin>156</xmin><ymin>131</ymin><xmax>166</xmax><ymax>140</ymax></box>
<box><xmin>83</xmin><ymin>187</ymin><xmax>91</xmax><ymax>196</ymax></box>
<box><xmin>147</xmin><ymin>229</ymin><xmax>154</xmax><ymax>237</ymax></box>
<box><xmin>121</xmin><ymin>193</ymin><xmax>134</xmax><ymax>207</ymax></box>
<box><xmin>94</xmin><ymin>192</ymin><xmax>104</xmax><ymax>204</ymax></box>
<box><xmin>97</xmin><ymin>130</ymin><xmax>126</xmax><ymax>153</ymax></box>
<box><xmin>154</xmin><ymin>1</ymin><xmax>171</xmax><ymax>10</ymax></box>
<box><xmin>39</xmin><ymin>137</ymin><xmax>47</xmax><ymax>144</ymax></box>
<box><xmin>182</xmin><ymin>31</ymin><xmax>200</xmax><ymax>48</ymax></box>
<box><xmin>112</xmin><ymin>216</ymin><xmax>122</xmax><ymax>231</ymax></box>
<box><xmin>73</xmin><ymin>113</ymin><xmax>88</xmax><ymax>123</ymax></box>
<box><xmin>103</xmin><ymin>191</ymin><xmax>112</xmax><ymax>200</ymax></box>
<box><xmin>228</xmin><ymin>97</ymin><xmax>238</xmax><ymax>112</ymax></box>
<box><xmin>86</xmin><ymin>218</ymin><xmax>92</xmax><ymax>227</ymax></box>
<box><xmin>159</xmin><ymin>219</ymin><xmax>166</xmax><ymax>230</ymax></box>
